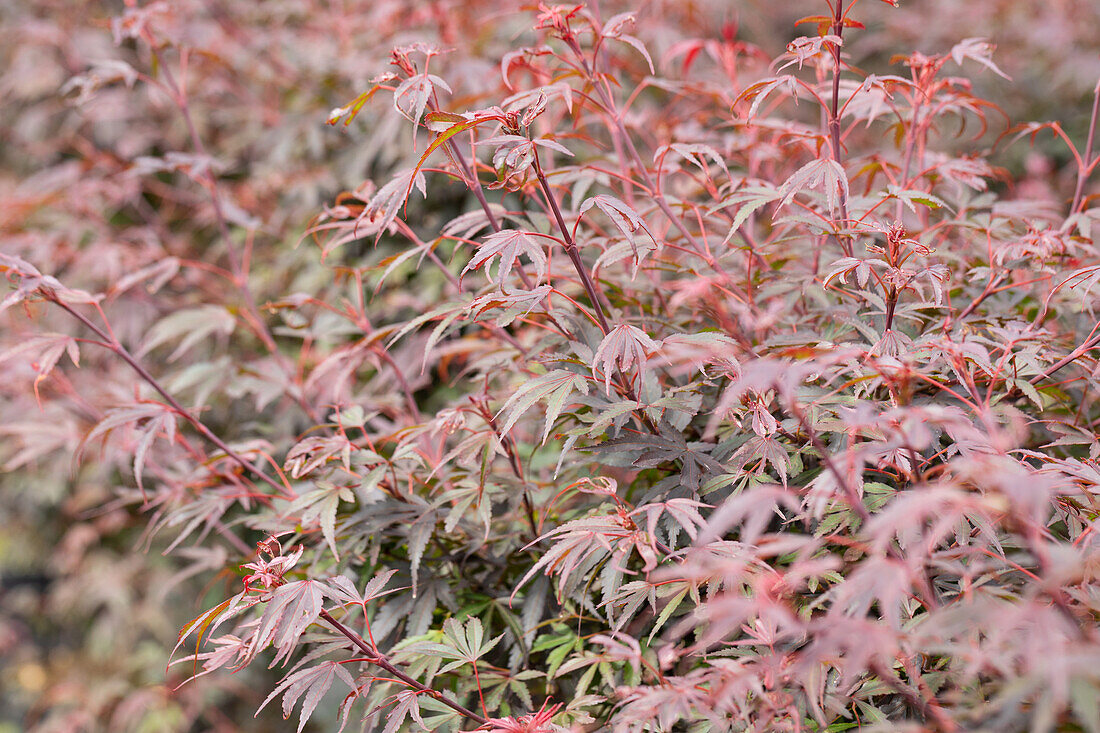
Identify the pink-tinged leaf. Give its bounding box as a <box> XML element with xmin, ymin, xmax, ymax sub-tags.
<box><xmin>362</xmin><ymin>167</ymin><xmax>427</xmax><ymax>239</ymax></box>
<box><xmin>631</xmin><ymin>498</ymin><xmax>710</xmax><ymax>542</ymax></box>
<box><xmin>592</xmin><ymin>324</ymin><xmax>661</xmax><ymax>394</ymax></box>
<box><xmin>139</xmin><ymin>305</ymin><xmax>236</xmax><ymax>362</ymax></box>
<box><xmin>131</xmin><ymin>411</ymin><xmax>177</xmax><ymax>497</ymax></box>
<box><xmin>325</xmin><ymin>569</ymin><xmax>400</xmax><ymax>610</ymax></box>
<box><xmin>382</xmin><ymin>690</ymin><xmax>428</xmax><ymax>733</ymax></box>
<box><xmin>468</xmin><ymin>286</ymin><xmax>552</xmax><ymax>326</ymax></box>
<box><xmin>514</xmin><ymin>511</ymin><xmax>656</xmax><ymax>598</ymax></box>
<box><xmin>778</xmin><ymin>35</ymin><xmax>842</xmax><ymax>72</ymax></box>
<box><xmin>0</xmin><ymin>333</ymin><xmax>81</xmax><ymax>404</ymax></box>
<box><xmin>579</xmin><ymin>194</ymin><xmax>655</xmax><ymax>270</ymax></box>
<box><xmin>936</xmin><ymin>156</ymin><xmax>995</xmax><ymax>191</ymax></box>
<box><xmin>730</xmin><ymin>434</ymin><xmax>792</xmax><ymax>486</ymax></box>
<box><xmin>826</xmin><ymin>556</ymin><xmax>915</xmax><ymax>629</ymax></box>
<box><xmin>949</xmin><ymin>38</ymin><xmax>1010</xmax><ymax>79</ymax></box>
<box><xmin>822</xmin><ymin>257</ymin><xmax>887</xmax><ymax>289</ymax></box>
<box><xmin>500</xmin><ymin>45</ymin><xmax>553</xmax><ymax>90</ymax></box>
<box><xmin>531</xmin><ymin>136</ymin><xmax>574</xmax><ymax>157</ymax></box>
<box><xmin>168</xmin><ymin>633</ymin><xmax>248</xmax><ymax>683</ymax></box>
<box><xmin>338</xmin><ymin>680</ymin><xmax>373</xmax><ymax>733</ymax></box>
<box><xmin>461</xmin><ymin>229</ymin><xmax>549</xmax><ymax>288</ymax></box>
<box><xmin>170</xmin><ymin>592</ymin><xmax>256</xmax><ymax>682</ymax></box>
<box><xmin>698</xmin><ymin>485</ymin><xmax>801</xmax><ymax>545</ymax></box>
<box><xmin>721</xmin><ymin>185</ymin><xmax>782</xmax><ymax>243</ymax></box>
<box><xmin>479</xmin><ymin>701</ymin><xmax>561</xmax><ymax>733</ymax></box>
<box><xmin>241</xmin><ymin>543</ymin><xmax>305</xmax><ymax>592</ymax></box>
<box><xmin>735</xmin><ymin>75</ymin><xmax>799</xmax><ymax>120</ymax></box>
<box><xmin>656</xmin><ymin>143</ymin><xmax>730</xmax><ymax>181</ymax></box>
<box><xmin>248</xmin><ymin>580</ymin><xmax>330</xmax><ymax>667</ymax></box>
<box><xmin>284</xmin><ymin>434</ymin><xmax>354</xmax><ymax>479</ymax></box>
<box><xmin>502</xmin><ymin>82</ymin><xmax>574</xmax><ymax>115</ymax></box>
<box><xmin>256</xmin><ymin>660</ymin><xmax>356</xmax><ymax>733</ymax></box>
<box><xmin>393</xmin><ymin>73</ymin><xmax>452</xmax><ymax>135</ymax></box>
<box><xmin>774</xmin><ymin>158</ymin><xmax>849</xmax><ymax>220</ymax></box>
<box><xmin>60</xmin><ymin>59</ymin><xmax>140</xmax><ymax>103</ymax></box>
<box><xmin>601</xmin><ymin>13</ymin><xmax>654</xmax><ymax>73</ymax></box>
<box><xmin>497</xmin><ymin>369</ymin><xmax>590</xmax><ymax>443</ymax></box>
<box><xmin>80</xmin><ymin>402</ymin><xmax>178</xmax><ymax>495</ymax></box>
<box><xmin>109</xmin><ymin>256</ymin><xmax>180</xmax><ymax>297</ymax></box>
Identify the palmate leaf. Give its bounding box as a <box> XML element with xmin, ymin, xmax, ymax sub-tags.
<box><xmin>697</xmin><ymin>484</ymin><xmax>801</xmax><ymax>545</ymax></box>
<box><xmin>719</xmin><ymin>184</ymin><xmax>782</xmax><ymax>243</ymax></box>
<box><xmin>514</xmin><ymin>511</ymin><xmax>658</xmax><ymax>598</ymax></box>
<box><xmin>0</xmin><ymin>253</ymin><xmax>100</xmax><ymax>314</ymax></box>
<box><xmin>468</xmin><ymin>285</ymin><xmax>552</xmax><ymax>326</ymax></box>
<box><xmin>579</xmin><ymin>194</ymin><xmax>655</xmax><ymax>270</ymax></box>
<box><xmin>405</xmin><ymin>616</ymin><xmax>506</xmax><ymax>674</ymax></box>
<box><xmin>393</xmin><ymin>73</ymin><xmax>452</xmax><ymax>133</ymax></box>
<box><xmin>497</xmin><ymin>369</ymin><xmax>590</xmax><ymax>443</ymax></box>
<box><xmin>949</xmin><ymin>37</ymin><xmax>1010</xmax><ymax>79</ymax></box>
<box><xmin>774</xmin><ymin>158</ymin><xmax>849</xmax><ymax>220</ymax></box>
<box><xmin>735</xmin><ymin>74</ymin><xmax>800</xmax><ymax>120</ymax></box>
<box><xmin>585</xmin><ymin>432</ymin><xmax>726</xmax><ymax>491</ymax></box>
<box><xmin>656</xmin><ymin>142</ymin><xmax>730</xmax><ymax>180</ymax></box>
<box><xmin>630</xmin><ymin>498</ymin><xmax>710</xmax><ymax>543</ymax></box>
<box><xmin>81</xmin><ymin>402</ymin><xmax>178</xmax><ymax>497</ymax></box>
<box><xmin>462</xmin><ymin>229</ymin><xmax>549</xmax><ymax>289</ymax></box>
<box><xmin>325</xmin><ymin>569</ymin><xmax>401</xmax><ymax>612</ymax></box>
<box><xmin>256</xmin><ymin>660</ymin><xmax>356</xmax><ymax>733</ymax></box>
<box><xmin>139</xmin><ymin>304</ymin><xmax>236</xmax><ymax>362</ymax></box>
<box><xmin>362</xmin><ymin>167</ymin><xmax>428</xmax><ymax>238</ymax></box>
<box><xmin>246</xmin><ymin>579</ymin><xmax>336</xmax><ymax>667</ymax></box>
<box><xmin>170</xmin><ymin>591</ymin><xmax>257</xmax><ymax>682</ymax></box>
<box><xmin>878</xmin><ymin>186</ymin><xmax>950</xmax><ymax>214</ymax></box>
<box><xmin>592</xmin><ymin>324</ymin><xmax>661</xmax><ymax>394</ymax></box>
<box><xmin>381</xmin><ymin>690</ymin><xmax>429</xmax><ymax>733</ymax></box>
<box><xmin>0</xmin><ymin>332</ymin><xmax>80</xmax><ymax>384</ymax></box>
<box><xmin>286</xmin><ymin>482</ymin><xmax>355</xmax><ymax>560</ymax></box>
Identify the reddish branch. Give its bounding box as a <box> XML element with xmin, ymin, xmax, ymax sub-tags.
<box><xmin>318</xmin><ymin>610</ymin><xmax>489</xmax><ymax>727</ymax></box>
<box><xmin>43</xmin><ymin>291</ymin><xmax>289</xmax><ymax>497</ymax></box>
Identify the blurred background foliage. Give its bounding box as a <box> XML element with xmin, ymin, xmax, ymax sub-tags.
<box><xmin>1</xmin><ymin>0</ymin><xmax>1098</xmax><ymax>730</ymax></box>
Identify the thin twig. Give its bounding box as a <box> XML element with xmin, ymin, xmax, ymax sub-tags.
<box><xmin>531</xmin><ymin>150</ymin><xmax>613</xmax><ymax>334</ymax></box>
<box><xmin>1070</xmin><ymin>78</ymin><xmax>1100</xmax><ymax>216</ymax></box>
<box><xmin>44</xmin><ymin>292</ymin><xmax>288</xmax><ymax>496</ymax></box>
<box><xmin>151</xmin><ymin>45</ymin><xmax>321</xmax><ymax>424</ymax></box>
<box><xmin>318</xmin><ymin>610</ymin><xmax>488</xmax><ymax>727</ymax></box>
<box><xmin>826</xmin><ymin>0</ymin><xmax>853</xmax><ymax>256</ymax></box>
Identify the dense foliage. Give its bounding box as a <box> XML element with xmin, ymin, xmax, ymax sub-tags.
<box><xmin>4</xmin><ymin>0</ymin><xmax>1100</xmax><ymax>731</ymax></box>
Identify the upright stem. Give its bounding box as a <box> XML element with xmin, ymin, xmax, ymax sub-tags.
<box><xmin>1070</xmin><ymin>79</ymin><xmax>1100</xmax><ymax>217</ymax></box>
<box><xmin>883</xmin><ymin>286</ymin><xmax>898</xmax><ymax>332</ymax></box>
<box><xmin>531</xmin><ymin>151</ymin><xmax>613</xmax><ymax>334</ymax></box>
<box><xmin>827</xmin><ymin>0</ymin><xmax>853</xmax><ymax>256</ymax></box>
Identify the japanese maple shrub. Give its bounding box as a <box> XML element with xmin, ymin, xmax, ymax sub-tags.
<box><xmin>4</xmin><ymin>0</ymin><xmax>1100</xmax><ymax>731</ymax></box>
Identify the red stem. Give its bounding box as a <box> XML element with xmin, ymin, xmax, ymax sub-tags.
<box><xmin>318</xmin><ymin>610</ymin><xmax>488</xmax><ymax>726</ymax></box>
<box><xmin>43</xmin><ymin>292</ymin><xmax>289</xmax><ymax>497</ymax></box>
